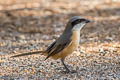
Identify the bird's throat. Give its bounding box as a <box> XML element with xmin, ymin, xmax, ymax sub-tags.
<box><xmin>72</xmin><ymin>23</ymin><xmax>85</xmax><ymax>31</ymax></box>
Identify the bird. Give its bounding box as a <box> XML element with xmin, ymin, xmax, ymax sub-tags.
<box><xmin>11</xmin><ymin>16</ymin><xmax>90</xmax><ymax>73</ymax></box>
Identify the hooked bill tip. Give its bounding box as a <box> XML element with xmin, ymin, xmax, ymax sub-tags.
<box><xmin>85</xmin><ymin>19</ymin><xmax>90</xmax><ymax>23</ymax></box>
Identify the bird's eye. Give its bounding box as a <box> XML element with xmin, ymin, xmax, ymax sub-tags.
<box><xmin>78</xmin><ymin>19</ymin><xmax>86</xmax><ymax>22</ymax></box>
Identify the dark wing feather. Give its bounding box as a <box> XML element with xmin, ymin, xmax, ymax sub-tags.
<box><xmin>45</xmin><ymin>39</ymin><xmax>71</xmax><ymax>60</ymax></box>
<box><xmin>43</xmin><ymin>41</ymin><xmax>56</xmax><ymax>53</ymax></box>
<box><xmin>44</xmin><ymin>30</ymin><xmax>72</xmax><ymax>60</ymax></box>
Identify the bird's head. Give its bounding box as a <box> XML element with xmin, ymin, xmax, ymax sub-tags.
<box><xmin>64</xmin><ymin>16</ymin><xmax>90</xmax><ymax>32</ymax></box>
<box><xmin>69</xmin><ymin>16</ymin><xmax>90</xmax><ymax>31</ymax></box>
<box><xmin>63</xmin><ymin>16</ymin><xmax>90</xmax><ymax>34</ymax></box>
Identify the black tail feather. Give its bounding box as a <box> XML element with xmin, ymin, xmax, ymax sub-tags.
<box><xmin>11</xmin><ymin>51</ymin><xmax>44</xmax><ymax>58</ymax></box>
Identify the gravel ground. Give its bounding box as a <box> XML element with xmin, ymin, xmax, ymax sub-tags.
<box><xmin>0</xmin><ymin>0</ymin><xmax>120</xmax><ymax>80</ymax></box>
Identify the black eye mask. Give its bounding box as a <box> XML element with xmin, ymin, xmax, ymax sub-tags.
<box><xmin>71</xmin><ymin>19</ymin><xmax>86</xmax><ymax>26</ymax></box>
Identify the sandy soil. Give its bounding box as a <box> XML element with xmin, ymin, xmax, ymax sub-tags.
<box><xmin>0</xmin><ymin>0</ymin><xmax>120</xmax><ymax>80</ymax></box>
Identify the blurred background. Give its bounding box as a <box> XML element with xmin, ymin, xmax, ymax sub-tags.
<box><xmin>0</xmin><ymin>0</ymin><xmax>120</xmax><ymax>79</ymax></box>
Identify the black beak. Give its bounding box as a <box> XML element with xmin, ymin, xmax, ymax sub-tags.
<box><xmin>85</xmin><ymin>19</ymin><xmax>90</xmax><ymax>23</ymax></box>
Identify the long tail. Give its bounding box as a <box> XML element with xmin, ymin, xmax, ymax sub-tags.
<box><xmin>11</xmin><ymin>51</ymin><xmax>44</xmax><ymax>57</ymax></box>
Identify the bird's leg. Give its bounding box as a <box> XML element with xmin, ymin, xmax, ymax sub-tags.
<box><xmin>61</xmin><ymin>58</ymin><xmax>70</xmax><ymax>73</ymax></box>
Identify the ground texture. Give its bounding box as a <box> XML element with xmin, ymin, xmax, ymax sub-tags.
<box><xmin>0</xmin><ymin>0</ymin><xmax>120</xmax><ymax>80</ymax></box>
